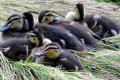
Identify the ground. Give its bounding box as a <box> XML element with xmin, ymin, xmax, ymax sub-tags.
<box><xmin>0</xmin><ymin>0</ymin><xmax>120</xmax><ymax>80</ymax></box>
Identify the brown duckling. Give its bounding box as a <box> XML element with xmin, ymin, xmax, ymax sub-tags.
<box><xmin>35</xmin><ymin>42</ymin><xmax>84</xmax><ymax>71</ymax></box>
<box><xmin>0</xmin><ymin>33</ymin><xmax>41</xmax><ymax>60</ymax></box>
<box><xmin>33</xmin><ymin>23</ymin><xmax>86</xmax><ymax>51</ymax></box>
<box><xmin>65</xmin><ymin>3</ymin><xmax>120</xmax><ymax>38</ymax></box>
<box><xmin>0</xmin><ymin>12</ymin><xmax>34</xmax><ymax>43</ymax></box>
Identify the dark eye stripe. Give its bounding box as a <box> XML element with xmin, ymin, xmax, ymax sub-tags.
<box><xmin>8</xmin><ymin>18</ymin><xmax>21</xmax><ymax>24</ymax></box>
<box><xmin>45</xmin><ymin>47</ymin><xmax>58</xmax><ymax>51</ymax></box>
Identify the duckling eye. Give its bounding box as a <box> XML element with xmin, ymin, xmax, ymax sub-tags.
<box><xmin>54</xmin><ymin>49</ymin><xmax>58</xmax><ymax>52</ymax></box>
<box><xmin>17</xmin><ymin>19</ymin><xmax>21</xmax><ymax>23</ymax></box>
<box><xmin>44</xmin><ymin>18</ymin><xmax>48</xmax><ymax>21</ymax></box>
<box><xmin>33</xmin><ymin>37</ymin><xmax>36</xmax><ymax>40</ymax></box>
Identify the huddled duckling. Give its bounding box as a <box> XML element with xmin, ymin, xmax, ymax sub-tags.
<box><xmin>38</xmin><ymin>10</ymin><xmax>101</xmax><ymax>51</ymax></box>
<box><xmin>0</xmin><ymin>12</ymin><xmax>34</xmax><ymax>43</ymax></box>
<box><xmin>34</xmin><ymin>42</ymin><xmax>84</xmax><ymax>71</ymax></box>
<box><xmin>33</xmin><ymin>23</ymin><xmax>86</xmax><ymax>51</ymax></box>
<box><xmin>0</xmin><ymin>33</ymin><xmax>41</xmax><ymax>60</ymax></box>
<box><xmin>65</xmin><ymin>3</ymin><xmax>120</xmax><ymax>38</ymax></box>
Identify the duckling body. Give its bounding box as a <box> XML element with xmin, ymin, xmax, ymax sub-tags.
<box><xmin>65</xmin><ymin>3</ymin><xmax>120</xmax><ymax>38</ymax></box>
<box><xmin>38</xmin><ymin>10</ymin><xmax>101</xmax><ymax>50</ymax></box>
<box><xmin>0</xmin><ymin>12</ymin><xmax>34</xmax><ymax>43</ymax></box>
<box><xmin>33</xmin><ymin>23</ymin><xmax>86</xmax><ymax>51</ymax></box>
<box><xmin>84</xmin><ymin>14</ymin><xmax>120</xmax><ymax>37</ymax></box>
<box><xmin>35</xmin><ymin>42</ymin><xmax>84</xmax><ymax>71</ymax></box>
<box><xmin>50</xmin><ymin>20</ymin><xmax>101</xmax><ymax>50</ymax></box>
<box><xmin>0</xmin><ymin>33</ymin><xmax>40</xmax><ymax>60</ymax></box>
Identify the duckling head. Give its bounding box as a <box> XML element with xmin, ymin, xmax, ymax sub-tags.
<box><xmin>27</xmin><ymin>33</ymin><xmax>40</xmax><ymax>46</ymax></box>
<box><xmin>39</xmin><ymin>42</ymin><xmax>61</xmax><ymax>59</ymax></box>
<box><xmin>38</xmin><ymin>10</ymin><xmax>61</xmax><ymax>24</ymax></box>
<box><xmin>0</xmin><ymin>12</ymin><xmax>34</xmax><ymax>32</ymax></box>
<box><xmin>65</xmin><ymin>3</ymin><xmax>86</xmax><ymax>21</ymax></box>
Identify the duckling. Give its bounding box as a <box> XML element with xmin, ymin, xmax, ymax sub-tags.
<box><xmin>65</xmin><ymin>3</ymin><xmax>120</xmax><ymax>48</ymax></box>
<box><xmin>0</xmin><ymin>12</ymin><xmax>34</xmax><ymax>43</ymax></box>
<box><xmin>35</xmin><ymin>42</ymin><xmax>84</xmax><ymax>71</ymax></box>
<box><xmin>31</xmin><ymin>38</ymin><xmax>52</xmax><ymax>62</ymax></box>
<box><xmin>65</xmin><ymin>3</ymin><xmax>120</xmax><ymax>38</ymax></box>
<box><xmin>0</xmin><ymin>33</ymin><xmax>41</xmax><ymax>60</ymax></box>
<box><xmin>33</xmin><ymin>23</ymin><xmax>86</xmax><ymax>51</ymax></box>
<box><xmin>38</xmin><ymin>10</ymin><xmax>101</xmax><ymax>51</ymax></box>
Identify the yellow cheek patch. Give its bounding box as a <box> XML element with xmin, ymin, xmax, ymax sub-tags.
<box><xmin>45</xmin><ymin>50</ymin><xmax>58</xmax><ymax>59</ymax></box>
<box><xmin>29</xmin><ymin>37</ymin><xmax>34</xmax><ymax>43</ymax></box>
<box><xmin>74</xmin><ymin>8</ymin><xmax>78</xmax><ymax>13</ymax></box>
<box><xmin>74</xmin><ymin>8</ymin><xmax>80</xmax><ymax>20</ymax></box>
<box><xmin>47</xmin><ymin>16</ymin><xmax>54</xmax><ymax>23</ymax></box>
<box><xmin>29</xmin><ymin>37</ymin><xmax>39</xmax><ymax>44</ymax></box>
<box><xmin>46</xmin><ymin>50</ymin><xmax>55</xmax><ymax>56</ymax></box>
<box><xmin>11</xmin><ymin>23</ymin><xmax>17</xmax><ymax>28</ymax></box>
<box><xmin>42</xmin><ymin>16</ymin><xmax>54</xmax><ymax>24</ymax></box>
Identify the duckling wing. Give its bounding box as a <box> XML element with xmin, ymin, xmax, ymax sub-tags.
<box><xmin>60</xmin><ymin>58</ymin><xmax>79</xmax><ymax>71</ymax></box>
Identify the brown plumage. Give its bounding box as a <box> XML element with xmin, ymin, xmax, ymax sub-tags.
<box><xmin>65</xmin><ymin>3</ymin><xmax>120</xmax><ymax>48</ymax></box>
<box><xmin>33</xmin><ymin>23</ymin><xmax>86</xmax><ymax>51</ymax></box>
<box><xmin>0</xmin><ymin>33</ymin><xmax>40</xmax><ymax>60</ymax></box>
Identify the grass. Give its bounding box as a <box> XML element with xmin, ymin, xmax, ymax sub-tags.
<box><xmin>93</xmin><ymin>0</ymin><xmax>120</xmax><ymax>6</ymax></box>
<box><xmin>94</xmin><ymin>0</ymin><xmax>120</xmax><ymax>2</ymax></box>
<box><xmin>0</xmin><ymin>0</ymin><xmax>120</xmax><ymax>80</ymax></box>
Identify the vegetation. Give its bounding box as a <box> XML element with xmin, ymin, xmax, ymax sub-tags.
<box><xmin>95</xmin><ymin>0</ymin><xmax>120</xmax><ymax>2</ymax></box>
<box><xmin>94</xmin><ymin>0</ymin><xmax>120</xmax><ymax>5</ymax></box>
<box><xmin>0</xmin><ymin>0</ymin><xmax>120</xmax><ymax>80</ymax></box>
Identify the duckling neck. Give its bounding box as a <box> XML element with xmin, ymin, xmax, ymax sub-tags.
<box><xmin>65</xmin><ymin>11</ymin><xmax>76</xmax><ymax>21</ymax></box>
<box><xmin>22</xmin><ymin>18</ymin><xmax>30</xmax><ymax>31</ymax></box>
<box><xmin>65</xmin><ymin>11</ymin><xmax>85</xmax><ymax>21</ymax></box>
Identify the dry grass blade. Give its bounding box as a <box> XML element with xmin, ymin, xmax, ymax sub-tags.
<box><xmin>0</xmin><ymin>51</ymin><xmax>19</xmax><ymax>80</ymax></box>
<box><xmin>25</xmin><ymin>42</ymin><xmax>40</xmax><ymax>63</ymax></box>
